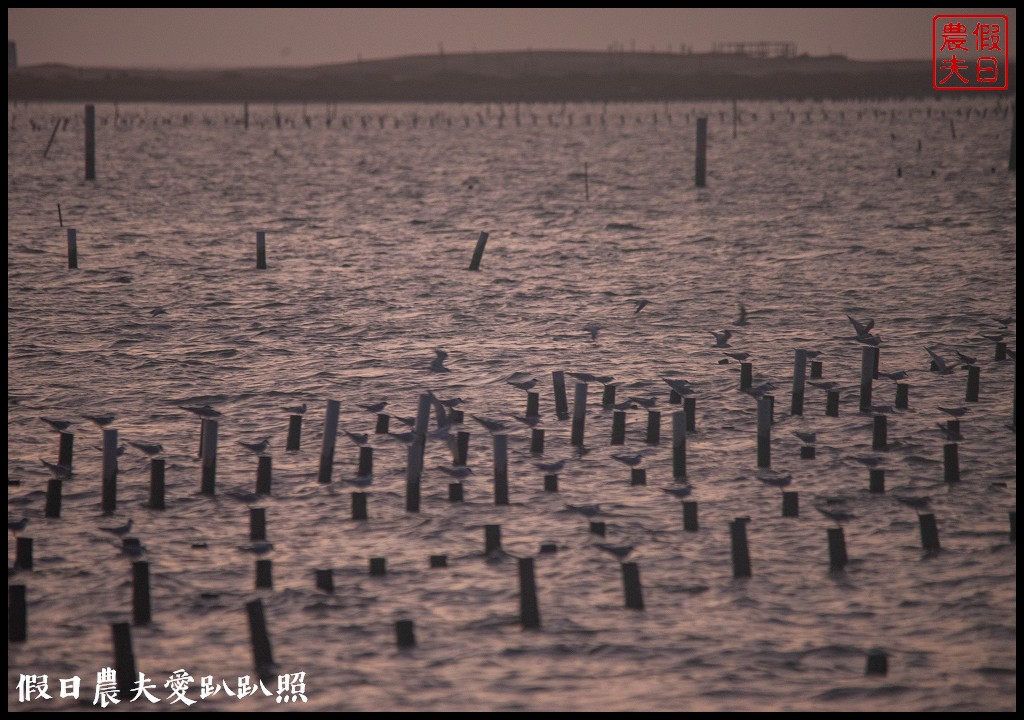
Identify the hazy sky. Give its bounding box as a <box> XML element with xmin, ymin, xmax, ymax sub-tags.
<box><xmin>7</xmin><ymin>8</ymin><xmax>1017</xmax><ymax>69</ymax></box>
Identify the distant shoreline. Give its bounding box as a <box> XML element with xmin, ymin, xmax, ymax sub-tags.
<box><xmin>7</xmin><ymin>50</ymin><xmax>1016</xmax><ymax>102</ymax></box>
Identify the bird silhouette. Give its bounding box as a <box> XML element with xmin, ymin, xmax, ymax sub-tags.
<box><xmin>536</xmin><ymin>460</ymin><xmax>566</xmax><ymax>473</ymax></box>
<box><xmin>724</xmin><ymin>352</ymin><xmax>751</xmax><ymax>362</ymax></box>
<box><xmin>611</xmin><ymin>453</ymin><xmax>643</xmax><ymax>467</ymax></box>
<box><xmin>630</xmin><ymin>299</ymin><xmax>651</xmax><ymax>314</ymax></box>
<box><xmin>8</xmin><ymin>518</ymin><xmax>29</xmax><ymax>534</ymax></box>
<box><xmin>180</xmin><ymin>404</ymin><xmax>222</xmax><ymax>418</ymax></box>
<box><xmin>583</xmin><ymin>322</ymin><xmax>602</xmax><ymax>341</ymax></box>
<box><xmin>733</xmin><ymin>303</ymin><xmax>749</xmax><ymax>326</ymax></box>
<box><xmin>710</xmin><ymin>330</ymin><xmax>733</xmax><ymax>348</ymax></box>
<box><xmin>661</xmin><ymin>485</ymin><xmax>693</xmax><ymax>499</ymax></box>
<box><xmin>508</xmin><ymin>378</ymin><xmax>538</xmax><ymax>392</ymax></box>
<box><xmin>358</xmin><ymin>401</ymin><xmax>389</xmax><ymax>413</ymax></box>
<box><xmin>283</xmin><ymin>402</ymin><xmax>307</xmax><ymax>415</ymax></box>
<box><xmin>128</xmin><ymin>440</ymin><xmax>164</xmax><ymax>456</ymax></box>
<box><xmin>343</xmin><ymin>430</ymin><xmax>369</xmax><ymax>446</ymax></box>
<box><xmin>471</xmin><ymin>415</ymin><xmax>508</xmax><ymax>434</ymax></box>
<box><xmin>82</xmin><ymin>413</ymin><xmax>116</xmax><ymax>427</ymax></box>
<box><xmin>429</xmin><ymin>349</ymin><xmax>450</xmax><ymax>372</ymax></box>
<box><xmin>925</xmin><ymin>347</ymin><xmax>955</xmax><ymax>374</ymax></box>
<box><xmin>40</xmin><ymin>458</ymin><xmax>72</xmax><ymax>477</ymax></box>
<box><xmin>793</xmin><ymin>431</ymin><xmax>817</xmax><ymax>444</ymax></box>
<box><xmin>99</xmin><ymin>519</ymin><xmax>133</xmax><ymax>536</ymax></box>
<box><xmin>663</xmin><ymin>378</ymin><xmax>695</xmax><ymax>396</ymax></box>
<box><xmin>595</xmin><ymin>543</ymin><xmax>634</xmax><ymax>560</ymax></box>
<box><xmin>238</xmin><ymin>437</ymin><xmax>271</xmax><ymax>454</ymax></box>
<box><xmin>40</xmin><ymin>417</ymin><xmax>72</xmax><ymax>432</ymax></box>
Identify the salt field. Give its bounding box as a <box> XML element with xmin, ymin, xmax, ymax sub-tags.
<box><xmin>7</xmin><ymin>99</ymin><xmax>1016</xmax><ymax>711</ymax></box>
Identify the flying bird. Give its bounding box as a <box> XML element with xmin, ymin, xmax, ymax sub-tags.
<box><xmin>710</xmin><ymin>330</ymin><xmax>733</xmax><ymax>348</ymax></box>
<box><xmin>630</xmin><ymin>299</ymin><xmax>651</xmax><ymax>314</ymax></box>
<box><xmin>583</xmin><ymin>322</ymin><xmax>602</xmax><ymax>341</ymax></box>
<box><xmin>429</xmin><ymin>349</ymin><xmax>450</xmax><ymax>373</ymax></box>
<box><xmin>733</xmin><ymin>303</ymin><xmax>749</xmax><ymax>326</ymax></box>
<box><xmin>846</xmin><ymin>314</ymin><xmax>875</xmax><ymax>338</ymax></box>
<box><xmin>953</xmin><ymin>350</ymin><xmax>977</xmax><ymax>366</ymax></box>
<box><xmin>149</xmin><ymin>307</ymin><xmax>168</xmax><ymax>317</ymax></box>
<box><xmin>924</xmin><ymin>347</ymin><xmax>955</xmax><ymax>374</ymax></box>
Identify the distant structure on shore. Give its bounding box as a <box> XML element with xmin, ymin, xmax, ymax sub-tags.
<box><xmin>711</xmin><ymin>41</ymin><xmax>798</xmax><ymax>59</ymax></box>
<box><xmin>8</xmin><ymin>41</ymin><xmax>16</xmax><ymax>72</ymax></box>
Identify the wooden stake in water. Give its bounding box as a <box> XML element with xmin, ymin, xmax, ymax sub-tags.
<box><xmin>791</xmin><ymin>349</ymin><xmax>807</xmax><ymax>416</ymax></box>
<box><xmin>448</xmin><ymin>482</ymin><xmax>464</xmax><ymax>502</ymax></box>
<box><xmin>58</xmin><ymin>203</ymin><xmax>63</xmax><ymax>227</ymax></box>
<box><xmin>684</xmin><ymin>397</ymin><xmax>696</xmax><ymax>432</ymax></box>
<box><xmin>84</xmin><ymin>104</ymin><xmax>96</xmax><ymax>180</ymax></box>
<box><xmin>67</xmin><ymin>228</ymin><xmax>78</xmax><ymax>269</ymax></box>
<box><xmin>318</xmin><ymin>400</ymin><xmax>340</xmax><ymax>484</ymax></box>
<box><xmin>543</xmin><ymin>474</ymin><xmax>558</xmax><ymax>492</ymax></box>
<box><xmin>286</xmin><ymin>417</ymin><xmax>301</xmax><ymax>450</ymax></box>
<box><xmin>9</xmin><ymin>585</ymin><xmax>27</xmax><ymax>642</ymax></box>
<box><xmin>255</xmin><ymin>231</ymin><xmax>267</xmax><ymax>270</ymax></box>
<box><xmin>375</xmin><ymin>413</ymin><xmax>390</xmax><ymax>434</ymax></box>
<box><xmin>102</xmin><ymin>428</ymin><xmax>118</xmax><ymax>512</ymax></box>
<box><xmin>859</xmin><ymin>347</ymin><xmax>874</xmax><ymax>412</ymax></box>
<box><xmin>455</xmin><ymin>430</ymin><xmax>470</xmax><ymax>466</ymax></box>
<box><xmin>246</xmin><ymin>599</ymin><xmax>275</xmax><ymax>671</ymax></box>
<box><xmin>315</xmin><ymin>569</ymin><xmax>334</xmax><ymax>593</ymax></box>
<box><xmin>919</xmin><ymin>513</ymin><xmax>940</xmax><ymax>552</ymax></box>
<box><xmin>584</xmin><ymin>161</ymin><xmax>589</xmax><ymax>201</ymax></box>
<box><xmin>740</xmin><ymin>362</ymin><xmax>752</xmax><ymax>391</ymax></box>
<box><xmin>782</xmin><ymin>491</ymin><xmax>799</xmax><ymax>517</ymax></box>
<box><xmin>869</xmin><ymin>469</ymin><xmax>885</xmax><ymax>493</ymax></box>
<box><xmin>112</xmin><ymin>623</ymin><xmax>136</xmax><ymax>695</ymax></box>
<box><xmin>255</xmin><ymin>560</ymin><xmax>273</xmax><ymax>588</ymax></box>
<box><xmin>59</xmin><ymin>430</ymin><xmax>73</xmax><ymax>468</ymax></box>
<box><xmin>395</xmin><ymin>620</ymin><xmax>416</xmax><ymax>648</ymax></box>
<box><xmin>646</xmin><ymin>410</ymin><xmax>661</xmax><ymax>445</ymax></box>
<box><xmin>256</xmin><ymin>456</ymin><xmax>272</xmax><ymax>495</ymax></box>
<box><xmin>493</xmin><ymin>434</ymin><xmax>509</xmax><ymax>505</ymax></box>
<box><xmin>683</xmin><ymin>501</ymin><xmax>699</xmax><ymax>531</ymax></box>
<box><xmin>730</xmin><ymin>519</ymin><xmax>752</xmax><ymax>578</ymax></box>
<box><xmin>250</xmin><ymin>508</ymin><xmax>266</xmax><ymax>541</ymax></box>
<box><xmin>530</xmin><ymin>428</ymin><xmax>544</xmax><ymax>454</ymax></box>
<box><xmin>602</xmin><ymin>384</ymin><xmax>616</xmax><ymax>407</ymax></box>
<box><xmin>243</xmin><ymin>102</ymin><xmax>249</xmax><ymax>130</ymax></box>
<box><xmin>826</xmin><ymin>389</ymin><xmax>840</xmax><ymax>417</ymax></box>
<box><xmin>132</xmin><ymin>561</ymin><xmax>151</xmax><ymax>625</ymax></box>
<box><xmin>525</xmin><ymin>391</ymin><xmax>540</xmax><ymax>418</ymax></box>
<box><xmin>552</xmin><ymin>371</ymin><xmax>569</xmax><ymax>421</ymax></box>
<box><xmin>673</xmin><ymin>411</ymin><xmax>687</xmax><ymax>479</ymax></box>
<box><xmin>695</xmin><ymin>116</ymin><xmax>708</xmax><ymax>187</ymax></box>
<box><xmin>485</xmin><ymin>524</ymin><xmax>502</xmax><ymax>555</ymax></box>
<box><xmin>865</xmin><ymin>649</ymin><xmax>888</xmax><ymax>676</ymax></box>
<box><xmin>828</xmin><ymin>528</ymin><xmax>848</xmax><ymax>570</ymax></box>
<box><xmin>810</xmin><ymin>360</ymin><xmax>823</xmax><ymax>379</ymax></box>
<box><xmin>518</xmin><ymin>558</ymin><xmax>541</xmax><ymax>629</ymax></box>
<box><xmin>943</xmin><ymin>443</ymin><xmax>960</xmax><ymax>483</ymax></box>
<box><xmin>622</xmin><ymin>562</ymin><xmax>645</xmax><ymax>610</ymax></box>
<box><xmin>965</xmin><ymin>365</ymin><xmax>980</xmax><ymax>402</ymax></box>
<box><xmin>45</xmin><ymin>478</ymin><xmax>63</xmax><ymax>518</ymax></box>
<box><xmin>468</xmin><ymin>231</ymin><xmax>489</xmax><ymax>271</ymax></box>
<box><xmin>756</xmin><ymin>397</ymin><xmax>771</xmax><ymax>468</ymax></box>
<box><xmin>631</xmin><ymin>468</ymin><xmax>647</xmax><ymax>486</ymax></box>
<box><xmin>16</xmin><ymin>537</ymin><xmax>33</xmax><ymax>570</ymax></box>
<box><xmin>200</xmin><ymin>420</ymin><xmax>218</xmax><ymax>495</ymax></box>
<box><xmin>872</xmin><ymin>415</ymin><xmax>888</xmax><ymax>451</ymax></box>
<box><xmin>42</xmin><ymin>119</ymin><xmax>60</xmax><ymax>159</ymax></box>
<box><xmin>570</xmin><ymin>383</ymin><xmax>588</xmax><ymax>446</ymax></box>
<box><xmin>611</xmin><ymin>410</ymin><xmax>626</xmax><ymax>445</ymax></box>
<box><xmin>895</xmin><ymin>383</ymin><xmax>909</xmax><ymax>410</ymax></box>
<box><xmin>149</xmin><ymin>458</ymin><xmax>166</xmax><ymax>509</ymax></box>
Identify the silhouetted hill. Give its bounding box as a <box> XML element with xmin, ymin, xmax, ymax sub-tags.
<box><xmin>7</xmin><ymin>50</ymin><xmax>1016</xmax><ymax>102</ymax></box>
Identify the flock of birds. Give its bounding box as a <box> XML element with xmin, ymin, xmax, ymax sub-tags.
<box><xmin>13</xmin><ymin>302</ymin><xmax>1014</xmax><ymax>564</ymax></box>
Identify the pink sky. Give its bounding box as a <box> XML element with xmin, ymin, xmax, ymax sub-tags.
<box><xmin>8</xmin><ymin>8</ymin><xmax>1017</xmax><ymax>68</ymax></box>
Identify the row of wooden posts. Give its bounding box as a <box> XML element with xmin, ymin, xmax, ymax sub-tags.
<box><xmin>10</xmin><ymin>338</ymin><xmax>1015</xmax><ymax>681</ymax></box>
<box><xmin>68</xmin><ymin>103</ymin><xmax>1015</xmax><ymax>186</ymax></box>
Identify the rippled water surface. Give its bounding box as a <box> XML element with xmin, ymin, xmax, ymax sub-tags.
<box><xmin>8</xmin><ymin>100</ymin><xmax>1016</xmax><ymax>711</ymax></box>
